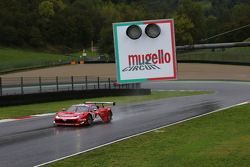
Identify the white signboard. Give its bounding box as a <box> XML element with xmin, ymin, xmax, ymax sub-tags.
<box><xmin>113</xmin><ymin>19</ymin><xmax>177</xmax><ymax>83</ymax></box>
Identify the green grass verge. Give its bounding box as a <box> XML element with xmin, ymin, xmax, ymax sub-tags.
<box><xmin>47</xmin><ymin>103</ymin><xmax>250</xmax><ymax>167</ymax></box>
<box><xmin>0</xmin><ymin>91</ymin><xmax>209</xmax><ymax>119</ymax></box>
<box><xmin>1</xmin><ymin>46</ymin><xmax>249</xmax><ymax>73</ymax></box>
<box><xmin>0</xmin><ymin>47</ymin><xmax>72</xmax><ymax>73</ymax></box>
<box><xmin>177</xmin><ymin>47</ymin><xmax>250</xmax><ymax>63</ymax></box>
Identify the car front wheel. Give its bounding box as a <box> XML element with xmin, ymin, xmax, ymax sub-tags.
<box><xmin>86</xmin><ymin>114</ymin><xmax>93</xmax><ymax>125</ymax></box>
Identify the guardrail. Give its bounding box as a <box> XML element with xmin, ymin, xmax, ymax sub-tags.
<box><xmin>176</xmin><ymin>42</ymin><xmax>250</xmax><ymax>50</ymax></box>
<box><xmin>176</xmin><ymin>42</ymin><xmax>250</xmax><ymax>65</ymax></box>
<box><xmin>0</xmin><ymin>76</ymin><xmax>140</xmax><ymax>96</ymax></box>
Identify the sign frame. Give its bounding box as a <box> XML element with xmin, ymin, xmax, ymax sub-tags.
<box><xmin>113</xmin><ymin>19</ymin><xmax>177</xmax><ymax>83</ymax></box>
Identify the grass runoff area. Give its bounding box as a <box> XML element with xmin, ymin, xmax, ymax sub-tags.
<box><xmin>0</xmin><ymin>47</ymin><xmax>100</xmax><ymax>73</ymax></box>
<box><xmin>177</xmin><ymin>47</ymin><xmax>250</xmax><ymax>64</ymax></box>
<box><xmin>0</xmin><ymin>46</ymin><xmax>249</xmax><ymax>74</ymax></box>
<box><xmin>0</xmin><ymin>47</ymin><xmax>72</xmax><ymax>73</ymax></box>
<box><xmin>46</xmin><ymin>103</ymin><xmax>250</xmax><ymax>167</ymax></box>
<box><xmin>0</xmin><ymin>91</ymin><xmax>209</xmax><ymax>119</ymax></box>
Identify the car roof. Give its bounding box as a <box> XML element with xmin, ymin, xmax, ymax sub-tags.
<box><xmin>72</xmin><ymin>104</ymin><xmax>94</xmax><ymax>107</ymax></box>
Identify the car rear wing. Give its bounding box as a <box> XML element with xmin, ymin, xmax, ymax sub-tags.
<box><xmin>84</xmin><ymin>102</ymin><xmax>116</xmax><ymax>106</ymax></box>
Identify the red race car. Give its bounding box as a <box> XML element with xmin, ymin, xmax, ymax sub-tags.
<box><xmin>53</xmin><ymin>102</ymin><xmax>115</xmax><ymax>126</ymax></box>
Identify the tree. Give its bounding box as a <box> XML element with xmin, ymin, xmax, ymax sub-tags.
<box><xmin>176</xmin><ymin>0</ymin><xmax>206</xmax><ymax>43</ymax></box>
<box><xmin>39</xmin><ymin>1</ymin><xmax>55</xmax><ymax>17</ymax></box>
<box><xmin>204</xmin><ymin>15</ymin><xmax>219</xmax><ymax>43</ymax></box>
<box><xmin>29</xmin><ymin>27</ymin><xmax>44</xmax><ymax>47</ymax></box>
<box><xmin>1</xmin><ymin>0</ymin><xmax>249</xmax><ymax>51</ymax></box>
<box><xmin>39</xmin><ymin>0</ymin><xmax>65</xmax><ymax>17</ymax></box>
<box><xmin>231</xmin><ymin>3</ymin><xmax>250</xmax><ymax>41</ymax></box>
<box><xmin>174</xmin><ymin>14</ymin><xmax>194</xmax><ymax>45</ymax></box>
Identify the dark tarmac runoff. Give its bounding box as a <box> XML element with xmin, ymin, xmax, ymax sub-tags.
<box><xmin>0</xmin><ymin>81</ymin><xmax>249</xmax><ymax>167</ymax></box>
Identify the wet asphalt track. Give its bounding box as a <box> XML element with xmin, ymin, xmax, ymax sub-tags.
<box><xmin>0</xmin><ymin>81</ymin><xmax>250</xmax><ymax>167</ymax></box>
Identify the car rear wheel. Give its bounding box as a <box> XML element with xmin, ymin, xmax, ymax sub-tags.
<box><xmin>106</xmin><ymin>111</ymin><xmax>113</xmax><ymax>123</ymax></box>
<box><xmin>87</xmin><ymin>114</ymin><xmax>93</xmax><ymax>125</ymax></box>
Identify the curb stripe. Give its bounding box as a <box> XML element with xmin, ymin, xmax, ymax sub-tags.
<box><xmin>15</xmin><ymin>116</ymin><xmax>33</xmax><ymax>120</ymax></box>
<box><xmin>0</xmin><ymin>113</ymin><xmax>55</xmax><ymax>124</ymax></box>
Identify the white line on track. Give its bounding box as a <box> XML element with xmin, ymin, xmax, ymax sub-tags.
<box><xmin>35</xmin><ymin>101</ymin><xmax>249</xmax><ymax>167</ymax></box>
<box><xmin>31</xmin><ymin>113</ymin><xmax>55</xmax><ymax>117</ymax></box>
<box><xmin>150</xmin><ymin>80</ymin><xmax>250</xmax><ymax>85</ymax></box>
<box><xmin>154</xmin><ymin>89</ymin><xmax>206</xmax><ymax>92</ymax></box>
<box><xmin>0</xmin><ymin>119</ymin><xmax>16</xmax><ymax>123</ymax></box>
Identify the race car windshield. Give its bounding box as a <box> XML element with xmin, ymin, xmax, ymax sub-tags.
<box><xmin>67</xmin><ymin>106</ymin><xmax>89</xmax><ymax>112</ymax></box>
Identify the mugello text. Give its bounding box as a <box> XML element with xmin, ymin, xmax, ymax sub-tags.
<box><xmin>122</xmin><ymin>49</ymin><xmax>171</xmax><ymax>72</ymax></box>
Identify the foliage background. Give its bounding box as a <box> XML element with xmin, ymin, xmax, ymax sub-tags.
<box><xmin>0</xmin><ymin>0</ymin><xmax>249</xmax><ymax>58</ymax></box>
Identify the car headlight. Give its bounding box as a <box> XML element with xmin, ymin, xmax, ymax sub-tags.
<box><xmin>55</xmin><ymin>115</ymin><xmax>60</xmax><ymax>119</ymax></box>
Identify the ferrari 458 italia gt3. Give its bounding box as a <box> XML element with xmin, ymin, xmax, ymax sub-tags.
<box><xmin>53</xmin><ymin>102</ymin><xmax>115</xmax><ymax>126</ymax></box>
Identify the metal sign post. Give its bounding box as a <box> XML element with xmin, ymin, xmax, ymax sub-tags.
<box><xmin>0</xmin><ymin>77</ymin><xmax>2</xmax><ymax>96</ymax></box>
